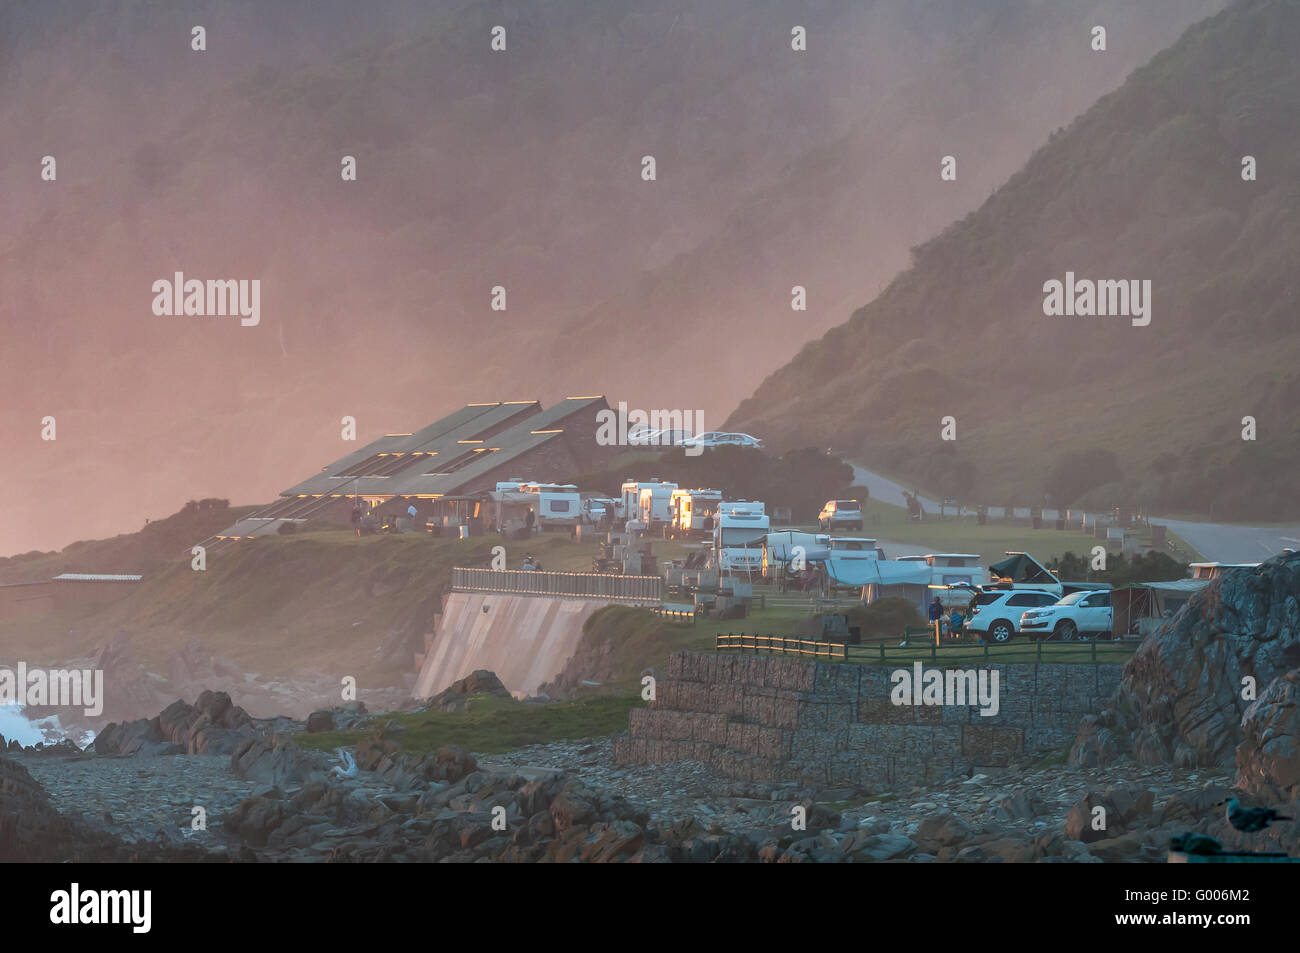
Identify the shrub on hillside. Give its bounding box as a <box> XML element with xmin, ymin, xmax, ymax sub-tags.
<box><xmin>845</xmin><ymin>597</ymin><xmax>923</xmax><ymax>639</ymax></box>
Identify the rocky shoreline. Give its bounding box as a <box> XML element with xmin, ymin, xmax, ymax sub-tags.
<box><xmin>0</xmin><ymin>692</ymin><xmax>1279</xmax><ymax>863</ymax></box>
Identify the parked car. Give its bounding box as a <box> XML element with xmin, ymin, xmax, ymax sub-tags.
<box><xmin>1019</xmin><ymin>589</ymin><xmax>1113</xmax><ymax>641</ymax></box>
<box><xmin>681</xmin><ymin>431</ymin><xmax>764</xmax><ymax>450</ymax></box>
<box><xmin>818</xmin><ymin>499</ymin><xmax>863</xmax><ymax>530</ymax></box>
<box><xmin>966</xmin><ymin>588</ymin><xmax>1061</xmax><ymax>643</ymax></box>
<box><xmin>626</xmin><ymin>427</ymin><xmax>660</xmax><ymax>446</ymax></box>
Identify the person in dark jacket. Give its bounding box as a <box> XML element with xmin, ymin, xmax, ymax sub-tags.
<box><xmin>927</xmin><ymin>597</ymin><xmax>944</xmax><ymax>624</ymax></box>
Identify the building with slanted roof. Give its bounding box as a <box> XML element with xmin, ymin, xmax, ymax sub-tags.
<box><xmin>230</xmin><ymin>397</ymin><xmax>619</xmax><ymax>534</ymax></box>
<box><xmin>0</xmin><ymin>573</ymin><xmax>143</xmax><ymax>621</ymax></box>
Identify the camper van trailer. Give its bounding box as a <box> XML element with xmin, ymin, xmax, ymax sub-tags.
<box><xmin>897</xmin><ymin>553</ymin><xmax>984</xmax><ymax>587</ymax></box>
<box><xmin>827</xmin><ymin>537</ymin><xmax>882</xmax><ymax>560</ymax></box>
<box><xmin>520</xmin><ymin>482</ymin><xmax>582</xmax><ymax>531</ymax></box>
<box><xmin>1189</xmin><ymin>562</ymin><xmax>1260</xmax><ymax>581</ymax></box>
<box><xmin>762</xmin><ymin>531</ymin><xmax>830</xmax><ymax>578</ymax></box>
<box><xmin>620</xmin><ymin>480</ymin><xmax>678</xmax><ymax>530</ymax></box>
<box><xmin>713</xmin><ymin>502</ymin><xmax>771</xmax><ymax>574</ymax></box>
<box><xmin>667</xmin><ymin>488</ymin><xmax>723</xmax><ymax>539</ymax></box>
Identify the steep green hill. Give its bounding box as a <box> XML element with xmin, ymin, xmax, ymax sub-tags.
<box><xmin>728</xmin><ymin>0</ymin><xmax>1300</xmax><ymax>520</ymax></box>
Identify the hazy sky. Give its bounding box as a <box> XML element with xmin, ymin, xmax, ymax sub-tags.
<box><xmin>1</xmin><ymin>0</ymin><xmax>1227</xmax><ymax>556</ymax></box>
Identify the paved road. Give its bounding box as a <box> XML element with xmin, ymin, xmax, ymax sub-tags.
<box><xmin>850</xmin><ymin>464</ymin><xmax>1299</xmax><ymax>564</ymax></box>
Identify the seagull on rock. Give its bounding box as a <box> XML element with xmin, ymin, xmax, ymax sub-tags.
<box><xmin>1221</xmin><ymin>796</ymin><xmax>1292</xmax><ymax>833</ymax></box>
<box><xmin>330</xmin><ymin>747</ymin><xmax>358</xmax><ymax>780</ymax></box>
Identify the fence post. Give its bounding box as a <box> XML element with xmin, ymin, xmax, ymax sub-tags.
<box><xmin>1036</xmin><ymin>638</ymin><xmax>1042</xmax><ymax>662</ymax></box>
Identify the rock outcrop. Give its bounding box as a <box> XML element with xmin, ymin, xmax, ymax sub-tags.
<box><xmin>94</xmin><ymin>691</ymin><xmax>266</xmax><ymax>756</ymax></box>
<box><xmin>1071</xmin><ymin>553</ymin><xmax>1300</xmax><ymax>770</ymax></box>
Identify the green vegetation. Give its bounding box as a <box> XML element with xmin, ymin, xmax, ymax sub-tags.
<box><xmin>728</xmin><ymin>0</ymin><xmax>1300</xmax><ymax>521</ymax></box>
<box><xmin>1046</xmin><ymin>550</ymin><xmax>1188</xmax><ymax>587</ymax></box>
<box><xmin>844</xmin><ymin>597</ymin><xmax>924</xmax><ymax>640</ymax></box>
<box><xmin>295</xmin><ymin>693</ymin><xmax>642</xmax><ymax>756</ymax></box>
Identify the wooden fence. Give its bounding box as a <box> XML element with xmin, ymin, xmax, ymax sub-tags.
<box><xmin>715</xmin><ymin>630</ymin><xmax>1140</xmax><ymax>666</ymax></box>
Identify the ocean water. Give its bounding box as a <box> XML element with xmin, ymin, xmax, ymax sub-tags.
<box><xmin>0</xmin><ymin>705</ymin><xmax>92</xmax><ymax>748</ymax></box>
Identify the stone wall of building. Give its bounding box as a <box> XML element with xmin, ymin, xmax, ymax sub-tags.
<box><xmin>612</xmin><ymin>651</ymin><xmax>1123</xmax><ymax>790</ymax></box>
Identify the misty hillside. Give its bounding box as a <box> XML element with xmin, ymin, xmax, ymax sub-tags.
<box><xmin>728</xmin><ymin>0</ymin><xmax>1300</xmax><ymax>521</ymax></box>
<box><xmin>1</xmin><ymin>0</ymin><xmax>1226</xmax><ymax>554</ymax></box>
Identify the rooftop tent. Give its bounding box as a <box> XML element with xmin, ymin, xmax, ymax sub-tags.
<box><xmin>988</xmin><ymin>553</ymin><xmax>1061</xmax><ymax>586</ymax></box>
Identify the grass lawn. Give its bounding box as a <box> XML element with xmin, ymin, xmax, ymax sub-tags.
<box><xmin>295</xmin><ymin>692</ymin><xmax>643</xmax><ymax>756</ymax></box>
<box><xmin>786</xmin><ymin>498</ymin><xmax>1201</xmax><ymax>564</ymax></box>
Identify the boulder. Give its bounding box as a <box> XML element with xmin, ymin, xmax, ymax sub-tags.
<box><xmin>426</xmin><ymin>670</ymin><xmax>512</xmax><ymax>713</ymax></box>
<box><xmin>1086</xmin><ymin>836</ymin><xmax>1143</xmax><ymax>862</ymax></box>
<box><xmin>1064</xmin><ymin>787</ymin><xmax>1154</xmax><ymax>843</ymax></box>
<box><xmin>1236</xmin><ymin>670</ymin><xmax>1300</xmax><ymax>801</ymax></box>
<box><xmin>305</xmin><ymin>710</ymin><xmax>335</xmax><ymax>733</ymax></box>
<box><xmin>230</xmin><ymin>735</ymin><xmax>322</xmax><ymax>787</ymax></box>
<box><xmin>913</xmin><ymin>812</ymin><xmax>973</xmax><ymax>851</ymax></box>
<box><xmin>848</xmin><ymin>832</ymin><xmax>916</xmax><ymax>862</ymax></box>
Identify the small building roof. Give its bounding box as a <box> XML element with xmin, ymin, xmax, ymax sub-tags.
<box><xmin>52</xmin><ymin>573</ymin><xmax>143</xmax><ymax>582</ymax></box>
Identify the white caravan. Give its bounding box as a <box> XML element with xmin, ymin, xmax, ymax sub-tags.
<box><xmin>519</xmin><ymin>482</ymin><xmax>581</xmax><ymax>530</ymax></box>
<box><xmin>667</xmin><ymin>488</ymin><xmax>723</xmax><ymax>539</ymax></box>
<box><xmin>827</xmin><ymin>537</ymin><xmax>882</xmax><ymax>560</ymax></box>
<box><xmin>620</xmin><ymin>479</ymin><xmax>678</xmax><ymax>530</ymax></box>
<box><xmin>896</xmin><ymin>553</ymin><xmax>984</xmax><ymax>587</ymax></box>
<box><xmin>713</xmin><ymin>501</ymin><xmax>771</xmax><ymax>574</ymax></box>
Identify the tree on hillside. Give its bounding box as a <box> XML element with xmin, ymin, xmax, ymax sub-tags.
<box><xmin>1044</xmin><ymin>449</ymin><xmax>1123</xmax><ymax>508</ymax></box>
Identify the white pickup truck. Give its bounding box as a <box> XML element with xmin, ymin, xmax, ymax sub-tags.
<box><xmin>1018</xmin><ymin>589</ymin><xmax>1113</xmax><ymax>641</ymax></box>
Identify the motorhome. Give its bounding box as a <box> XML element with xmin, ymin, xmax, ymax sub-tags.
<box><xmin>713</xmin><ymin>502</ymin><xmax>771</xmax><ymax>574</ymax></box>
<box><xmin>667</xmin><ymin>488</ymin><xmax>723</xmax><ymax>539</ymax></box>
<box><xmin>896</xmin><ymin>553</ymin><xmax>984</xmax><ymax>587</ymax></box>
<box><xmin>620</xmin><ymin>480</ymin><xmax>678</xmax><ymax>529</ymax></box>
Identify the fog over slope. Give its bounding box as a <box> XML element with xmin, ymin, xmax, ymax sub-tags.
<box><xmin>1</xmin><ymin>0</ymin><xmax>1225</xmax><ymax>554</ymax></box>
<box><xmin>728</xmin><ymin>0</ymin><xmax>1300</xmax><ymax>521</ymax></box>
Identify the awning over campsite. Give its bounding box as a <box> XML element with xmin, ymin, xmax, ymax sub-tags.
<box><xmin>824</xmin><ymin>559</ymin><xmax>931</xmax><ymax>587</ymax></box>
